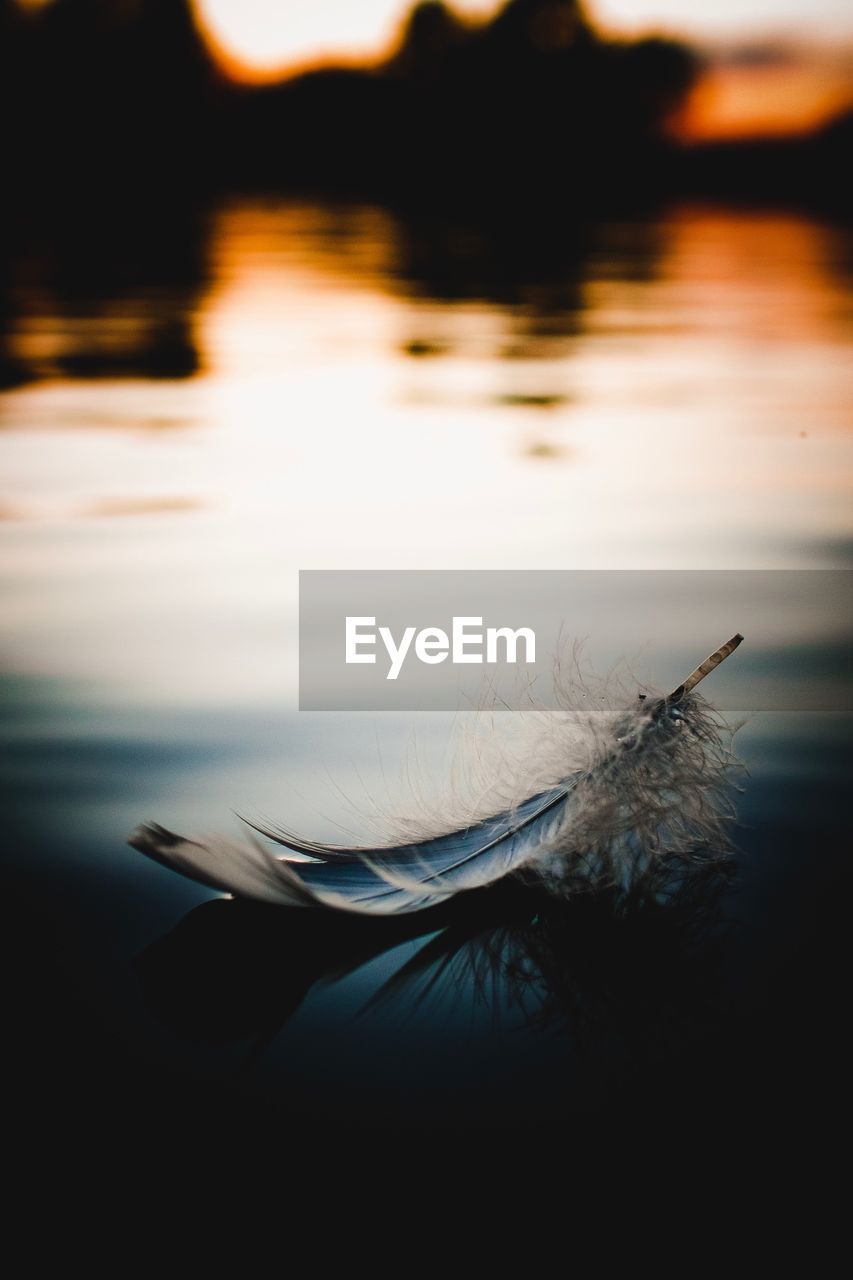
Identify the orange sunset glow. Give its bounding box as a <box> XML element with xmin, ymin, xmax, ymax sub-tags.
<box><xmin>679</xmin><ymin>48</ymin><xmax>853</xmax><ymax>141</ymax></box>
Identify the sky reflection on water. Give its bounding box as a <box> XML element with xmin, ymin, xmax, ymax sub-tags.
<box><xmin>1</xmin><ymin>200</ymin><xmax>851</xmax><ymax>708</ymax></box>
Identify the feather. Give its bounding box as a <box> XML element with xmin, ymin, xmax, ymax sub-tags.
<box><xmin>129</xmin><ymin>635</ymin><xmax>743</xmax><ymax>915</ymax></box>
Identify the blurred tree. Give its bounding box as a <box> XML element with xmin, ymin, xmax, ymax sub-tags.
<box><xmin>3</xmin><ymin>0</ymin><xmax>843</xmax><ymax>209</ymax></box>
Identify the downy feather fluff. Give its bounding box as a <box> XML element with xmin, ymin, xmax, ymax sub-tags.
<box><xmin>130</xmin><ymin>635</ymin><xmax>744</xmax><ymax>915</ymax></box>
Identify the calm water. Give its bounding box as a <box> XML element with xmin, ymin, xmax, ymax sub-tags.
<box><xmin>1</xmin><ymin>199</ymin><xmax>851</xmax><ymax>1146</ymax></box>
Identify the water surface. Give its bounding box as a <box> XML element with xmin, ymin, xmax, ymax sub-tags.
<box><xmin>1</xmin><ymin>199</ymin><xmax>851</xmax><ymax>1146</ymax></box>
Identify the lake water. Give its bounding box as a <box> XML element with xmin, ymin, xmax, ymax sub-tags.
<box><xmin>1</xmin><ymin>198</ymin><xmax>851</xmax><ymax>1149</ymax></box>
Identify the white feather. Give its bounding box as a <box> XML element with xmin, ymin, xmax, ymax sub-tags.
<box><xmin>130</xmin><ymin>636</ymin><xmax>744</xmax><ymax>914</ymax></box>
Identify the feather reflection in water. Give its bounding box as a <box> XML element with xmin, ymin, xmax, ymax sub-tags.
<box><xmin>138</xmin><ymin>860</ymin><xmax>734</xmax><ymax>1078</ymax></box>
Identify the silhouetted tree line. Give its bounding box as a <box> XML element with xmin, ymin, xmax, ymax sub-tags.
<box><xmin>2</xmin><ymin>0</ymin><xmax>846</xmax><ymax>209</ymax></box>
<box><xmin>230</xmin><ymin>0</ymin><xmax>696</xmax><ymax>202</ymax></box>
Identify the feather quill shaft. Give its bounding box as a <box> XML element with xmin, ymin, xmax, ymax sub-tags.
<box><xmin>668</xmin><ymin>633</ymin><xmax>743</xmax><ymax>702</ymax></box>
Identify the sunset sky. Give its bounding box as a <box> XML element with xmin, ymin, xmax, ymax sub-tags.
<box><xmin>192</xmin><ymin>0</ymin><xmax>853</xmax><ymax>140</ymax></box>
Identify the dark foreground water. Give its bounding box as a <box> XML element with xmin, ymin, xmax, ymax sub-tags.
<box><xmin>3</xmin><ymin>696</ymin><xmax>850</xmax><ymax>1156</ymax></box>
